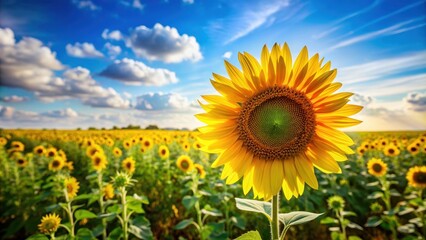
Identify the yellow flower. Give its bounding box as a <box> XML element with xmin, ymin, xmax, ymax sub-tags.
<box><xmin>141</xmin><ymin>138</ymin><xmax>153</xmax><ymax>151</ymax></box>
<box><xmin>122</xmin><ymin>157</ymin><xmax>136</xmax><ymax>174</ymax></box>
<box><xmin>196</xmin><ymin>43</ymin><xmax>361</xmax><ymax>200</ymax></box>
<box><xmin>113</xmin><ymin>147</ymin><xmax>122</xmax><ymax>157</ymax></box>
<box><xmin>64</xmin><ymin>177</ymin><xmax>80</xmax><ymax>199</ymax></box>
<box><xmin>48</xmin><ymin>156</ymin><xmax>65</xmax><ymax>171</ymax></box>
<box><xmin>103</xmin><ymin>183</ymin><xmax>115</xmax><ymax>199</ymax></box>
<box><xmin>123</xmin><ymin>139</ymin><xmax>132</xmax><ymax>150</ymax></box>
<box><xmin>38</xmin><ymin>213</ymin><xmax>61</xmax><ymax>234</ymax></box>
<box><xmin>193</xmin><ymin>141</ymin><xmax>202</xmax><ymax>150</ymax></box>
<box><xmin>407</xmin><ymin>144</ymin><xmax>420</xmax><ymax>155</ymax></box>
<box><xmin>383</xmin><ymin>144</ymin><xmax>400</xmax><ymax>157</ymax></box>
<box><xmin>194</xmin><ymin>163</ymin><xmax>206</xmax><ymax>179</ymax></box>
<box><xmin>91</xmin><ymin>152</ymin><xmax>108</xmax><ymax>171</ymax></box>
<box><xmin>86</xmin><ymin>144</ymin><xmax>103</xmax><ymax>158</ymax></box>
<box><xmin>11</xmin><ymin>141</ymin><xmax>25</xmax><ymax>151</ymax></box>
<box><xmin>158</xmin><ymin>145</ymin><xmax>170</xmax><ymax>159</ymax></box>
<box><xmin>58</xmin><ymin>150</ymin><xmax>67</xmax><ymax>161</ymax></box>
<box><xmin>182</xmin><ymin>142</ymin><xmax>190</xmax><ymax>152</ymax></box>
<box><xmin>176</xmin><ymin>155</ymin><xmax>194</xmax><ymax>173</ymax></box>
<box><xmin>0</xmin><ymin>137</ymin><xmax>7</xmax><ymax>146</ymax></box>
<box><xmin>16</xmin><ymin>156</ymin><xmax>28</xmax><ymax>167</ymax></box>
<box><xmin>33</xmin><ymin>145</ymin><xmax>46</xmax><ymax>156</ymax></box>
<box><xmin>65</xmin><ymin>161</ymin><xmax>74</xmax><ymax>171</ymax></box>
<box><xmin>406</xmin><ymin>166</ymin><xmax>426</xmax><ymax>188</ymax></box>
<box><xmin>367</xmin><ymin>158</ymin><xmax>387</xmax><ymax>177</ymax></box>
<box><xmin>46</xmin><ymin>147</ymin><xmax>57</xmax><ymax>158</ymax></box>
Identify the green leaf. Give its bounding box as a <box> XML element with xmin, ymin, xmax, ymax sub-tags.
<box><xmin>174</xmin><ymin>219</ymin><xmax>195</xmax><ymax>230</ymax></box>
<box><xmin>398</xmin><ymin>224</ymin><xmax>415</xmax><ymax>234</ymax></box>
<box><xmin>182</xmin><ymin>195</ymin><xmax>198</xmax><ymax>210</ymax></box>
<box><xmin>235</xmin><ymin>198</ymin><xmax>271</xmax><ymax>221</ymax></box>
<box><xmin>76</xmin><ymin>228</ymin><xmax>96</xmax><ymax>240</ymax></box>
<box><xmin>367</xmin><ymin>191</ymin><xmax>383</xmax><ymax>200</ymax></box>
<box><xmin>72</xmin><ymin>193</ymin><xmax>95</xmax><ymax>201</ymax></box>
<box><xmin>201</xmin><ymin>208</ymin><xmax>223</xmax><ymax>217</ymax></box>
<box><xmin>75</xmin><ymin>209</ymin><xmax>97</xmax><ymax>221</ymax></box>
<box><xmin>347</xmin><ymin>222</ymin><xmax>363</xmax><ymax>230</ymax></box>
<box><xmin>231</xmin><ymin>216</ymin><xmax>246</xmax><ymax>230</ymax></box>
<box><xmin>128</xmin><ymin>224</ymin><xmax>154</xmax><ymax>240</ymax></box>
<box><xmin>365</xmin><ymin>216</ymin><xmax>382</xmax><ymax>227</ymax></box>
<box><xmin>342</xmin><ymin>211</ymin><xmax>357</xmax><ymax>217</ymax></box>
<box><xmin>366</xmin><ymin>181</ymin><xmax>380</xmax><ymax>187</ymax></box>
<box><xmin>128</xmin><ymin>194</ymin><xmax>149</xmax><ymax>204</ymax></box>
<box><xmin>107</xmin><ymin>227</ymin><xmax>123</xmax><ymax>240</ymax></box>
<box><xmin>348</xmin><ymin>236</ymin><xmax>362</xmax><ymax>240</ymax></box>
<box><xmin>127</xmin><ymin>201</ymin><xmax>145</xmax><ymax>213</ymax></box>
<box><xmin>107</xmin><ymin>205</ymin><xmax>122</xmax><ymax>214</ymax></box>
<box><xmin>320</xmin><ymin>217</ymin><xmax>338</xmax><ymax>225</ymax></box>
<box><xmin>398</xmin><ymin>207</ymin><xmax>414</xmax><ymax>215</ymax></box>
<box><xmin>235</xmin><ymin>231</ymin><xmax>262</xmax><ymax>240</ymax></box>
<box><xmin>390</xmin><ymin>189</ymin><xmax>401</xmax><ymax>197</ymax></box>
<box><xmin>26</xmin><ymin>234</ymin><xmax>49</xmax><ymax>240</ymax></box>
<box><xmin>279</xmin><ymin>211</ymin><xmax>323</xmax><ymax>227</ymax></box>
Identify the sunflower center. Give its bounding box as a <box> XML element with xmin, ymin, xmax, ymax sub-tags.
<box><xmin>181</xmin><ymin>160</ymin><xmax>189</xmax><ymax>169</ymax></box>
<box><xmin>372</xmin><ymin>163</ymin><xmax>382</xmax><ymax>173</ymax></box>
<box><xmin>388</xmin><ymin>149</ymin><xmax>395</xmax><ymax>154</ymax></box>
<box><xmin>413</xmin><ymin>172</ymin><xmax>426</xmax><ymax>184</ymax></box>
<box><xmin>238</xmin><ymin>86</ymin><xmax>315</xmax><ymax>160</ymax></box>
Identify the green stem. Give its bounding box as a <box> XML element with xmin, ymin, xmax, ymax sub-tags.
<box><xmin>120</xmin><ymin>187</ymin><xmax>128</xmax><ymax>240</ymax></box>
<box><xmin>66</xmin><ymin>198</ymin><xmax>75</xmax><ymax>238</ymax></box>
<box><xmin>337</xmin><ymin>210</ymin><xmax>347</xmax><ymax>240</ymax></box>
<box><xmin>192</xmin><ymin>172</ymin><xmax>204</xmax><ymax>240</ymax></box>
<box><xmin>50</xmin><ymin>232</ymin><xmax>56</xmax><ymax>240</ymax></box>
<box><xmin>271</xmin><ymin>194</ymin><xmax>279</xmax><ymax>240</ymax></box>
<box><xmin>97</xmin><ymin>172</ymin><xmax>107</xmax><ymax>239</ymax></box>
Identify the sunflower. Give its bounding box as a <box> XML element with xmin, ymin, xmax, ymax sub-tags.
<box><xmin>65</xmin><ymin>161</ymin><xmax>74</xmax><ymax>171</ymax></box>
<box><xmin>406</xmin><ymin>166</ymin><xmax>426</xmax><ymax>188</ymax></box>
<box><xmin>123</xmin><ymin>139</ymin><xmax>132</xmax><ymax>150</ymax></box>
<box><xmin>182</xmin><ymin>142</ymin><xmax>190</xmax><ymax>152</ymax></box>
<box><xmin>58</xmin><ymin>150</ymin><xmax>67</xmax><ymax>161</ymax></box>
<box><xmin>367</xmin><ymin>158</ymin><xmax>387</xmax><ymax>177</ymax></box>
<box><xmin>103</xmin><ymin>183</ymin><xmax>115</xmax><ymax>199</ymax></box>
<box><xmin>106</xmin><ymin>138</ymin><xmax>114</xmax><ymax>147</ymax></box>
<box><xmin>193</xmin><ymin>141</ymin><xmax>202</xmax><ymax>150</ymax></box>
<box><xmin>327</xmin><ymin>195</ymin><xmax>345</xmax><ymax>211</ymax></box>
<box><xmin>0</xmin><ymin>137</ymin><xmax>7</xmax><ymax>146</ymax></box>
<box><xmin>383</xmin><ymin>144</ymin><xmax>400</xmax><ymax>157</ymax></box>
<box><xmin>357</xmin><ymin>146</ymin><xmax>366</xmax><ymax>156</ymax></box>
<box><xmin>38</xmin><ymin>213</ymin><xmax>61</xmax><ymax>234</ymax></box>
<box><xmin>86</xmin><ymin>145</ymin><xmax>103</xmax><ymax>158</ymax></box>
<box><xmin>158</xmin><ymin>145</ymin><xmax>170</xmax><ymax>159</ymax></box>
<box><xmin>113</xmin><ymin>147</ymin><xmax>122</xmax><ymax>157</ymax></box>
<box><xmin>122</xmin><ymin>157</ymin><xmax>136</xmax><ymax>174</ymax></box>
<box><xmin>16</xmin><ymin>157</ymin><xmax>28</xmax><ymax>167</ymax></box>
<box><xmin>141</xmin><ymin>138</ymin><xmax>153</xmax><ymax>151</ymax></box>
<box><xmin>407</xmin><ymin>144</ymin><xmax>420</xmax><ymax>156</ymax></box>
<box><xmin>194</xmin><ymin>163</ymin><xmax>206</xmax><ymax>179</ymax></box>
<box><xmin>11</xmin><ymin>141</ymin><xmax>24</xmax><ymax>152</ymax></box>
<box><xmin>196</xmin><ymin>43</ymin><xmax>362</xmax><ymax>200</ymax></box>
<box><xmin>91</xmin><ymin>152</ymin><xmax>108</xmax><ymax>171</ymax></box>
<box><xmin>176</xmin><ymin>155</ymin><xmax>194</xmax><ymax>173</ymax></box>
<box><xmin>33</xmin><ymin>145</ymin><xmax>46</xmax><ymax>156</ymax></box>
<box><xmin>46</xmin><ymin>147</ymin><xmax>57</xmax><ymax>158</ymax></box>
<box><xmin>64</xmin><ymin>177</ymin><xmax>80</xmax><ymax>199</ymax></box>
<box><xmin>48</xmin><ymin>156</ymin><xmax>65</xmax><ymax>171</ymax></box>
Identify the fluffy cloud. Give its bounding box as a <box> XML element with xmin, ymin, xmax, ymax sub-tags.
<box><xmin>100</xmin><ymin>58</ymin><xmax>178</xmax><ymax>86</ymax></box>
<box><xmin>1</xmin><ymin>95</ymin><xmax>28</xmax><ymax>102</ymax></box>
<box><xmin>104</xmin><ymin>43</ymin><xmax>121</xmax><ymax>59</ymax></box>
<box><xmin>72</xmin><ymin>0</ymin><xmax>99</xmax><ymax>10</ymax></box>
<box><xmin>135</xmin><ymin>92</ymin><xmax>195</xmax><ymax>111</ymax></box>
<box><xmin>222</xmin><ymin>51</ymin><xmax>232</xmax><ymax>59</ymax></box>
<box><xmin>127</xmin><ymin>23</ymin><xmax>202</xmax><ymax>63</ymax></box>
<box><xmin>0</xmin><ymin>28</ymin><xmax>14</xmax><ymax>45</ymax></box>
<box><xmin>0</xmin><ymin>105</ymin><xmax>38</xmax><ymax>120</ymax></box>
<box><xmin>42</xmin><ymin>108</ymin><xmax>78</xmax><ymax>118</ymax></box>
<box><xmin>404</xmin><ymin>92</ymin><xmax>426</xmax><ymax>112</ymax></box>
<box><xmin>182</xmin><ymin>0</ymin><xmax>194</xmax><ymax>4</ymax></box>
<box><xmin>66</xmin><ymin>42</ymin><xmax>104</xmax><ymax>58</ymax></box>
<box><xmin>352</xmin><ymin>93</ymin><xmax>374</xmax><ymax>106</ymax></box>
<box><xmin>102</xmin><ymin>29</ymin><xmax>123</xmax><ymax>41</ymax></box>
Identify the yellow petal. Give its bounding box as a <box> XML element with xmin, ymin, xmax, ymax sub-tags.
<box><xmin>211</xmin><ymin>140</ymin><xmax>243</xmax><ymax>168</ymax></box>
<box><xmin>294</xmin><ymin>154</ymin><xmax>318</xmax><ymax>189</ymax></box>
<box><xmin>270</xmin><ymin>160</ymin><xmax>284</xmax><ymax>196</ymax></box>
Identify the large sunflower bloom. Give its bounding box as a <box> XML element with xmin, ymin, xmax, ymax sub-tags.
<box><xmin>406</xmin><ymin>166</ymin><xmax>426</xmax><ymax>188</ymax></box>
<box><xmin>196</xmin><ymin>43</ymin><xmax>362</xmax><ymax>200</ymax></box>
<box><xmin>367</xmin><ymin>158</ymin><xmax>387</xmax><ymax>177</ymax></box>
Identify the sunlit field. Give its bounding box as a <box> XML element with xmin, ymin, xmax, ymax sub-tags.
<box><xmin>0</xmin><ymin>129</ymin><xmax>424</xmax><ymax>239</ymax></box>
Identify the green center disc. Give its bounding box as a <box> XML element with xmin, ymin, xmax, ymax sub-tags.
<box><xmin>248</xmin><ymin>97</ymin><xmax>306</xmax><ymax>148</ymax></box>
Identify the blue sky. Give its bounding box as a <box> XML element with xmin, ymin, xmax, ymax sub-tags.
<box><xmin>0</xmin><ymin>0</ymin><xmax>425</xmax><ymax>130</ymax></box>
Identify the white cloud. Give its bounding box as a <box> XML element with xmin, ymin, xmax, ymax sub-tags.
<box><xmin>182</xmin><ymin>0</ymin><xmax>194</xmax><ymax>4</ymax></box>
<box><xmin>66</xmin><ymin>42</ymin><xmax>104</xmax><ymax>58</ymax></box>
<box><xmin>222</xmin><ymin>51</ymin><xmax>232</xmax><ymax>59</ymax></box>
<box><xmin>132</xmin><ymin>0</ymin><xmax>144</xmax><ymax>9</ymax></box>
<box><xmin>102</xmin><ymin>29</ymin><xmax>123</xmax><ymax>41</ymax></box>
<box><xmin>127</xmin><ymin>23</ymin><xmax>202</xmax><ymax>63</ymax></box>
<box><xmin>104</xmin><ymin>43</ymin><xmax>121</xmax><ymax>59</ymax></box>
<box><xmin>73</xmin><ymin>0</ymin><xmax>99</xmax><ymax>10</ymax></box>
<box><xmin>42</xmin><ymin>108</ymin><xmax>79</xmax><ymax>118</ymax></box>
<box><xmin>1</xmin><ymin>95</ymin><xmax>28</xmax><ymax>103</ymax></box>
<box><xmin>338</xmin><ymin>51</ymin><xmax>426</xmax><ymax>85</ymax></box>
<box><xmin>123</xmin><ymin>92</ymin><xmax>132</xmax><ymax>99</ymax></box>
<box><xmin>0</xmin><ymin>28</ymin><xmax>15</xmax><ymax>45</ymax></box>
<box><xmin>404</xmin><ymin>92</ymin><xmax>426</xmax><ymax>112</ymax></box>
<box><xmin>330</xmin><ymin>18</ymin><xmax>425</xmax><ymax>50</ymax></box>
<box><xmin>100</xmin><ymin>58</ymin><xmax>178</xmax><ymax>86</ymax></box>
<box><xmin>135</xmin><ymin>92</ymin><xmax>194</xmax><ymax>111</ymax></box>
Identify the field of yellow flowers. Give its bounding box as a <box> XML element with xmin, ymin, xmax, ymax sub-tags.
<box><xmin>0</xmin><ymin>129</ymin><xmax>425</xmax><ymax>240</ymax></box>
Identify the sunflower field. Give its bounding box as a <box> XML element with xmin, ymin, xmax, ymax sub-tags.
<box><xmin>0</xmin><ymin>129</ymin><xmax>425</xmax><ymax>240</ymax></box>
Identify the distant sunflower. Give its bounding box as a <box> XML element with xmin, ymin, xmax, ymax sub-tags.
<box><xmin>64</xmin><ymin>177</ymin><xmax>80</xmax><ymax>199</ymax></box>
<box><xmin>193</xmin><ymin>141</ymin><xmax>202</xmax><ymax>150</ymax></box>
<box><xmin>122</xmin><ymin>157</ymin><xmax>136</xmax><ymax>174</ymax></box>
<box><xmin>177</xmin><ymin>155</ymin><xmax>194</xmax><ymax>173</ymax></box>
<box><xmin>33</xmin><ymin>145</ymin><xmax>46</xmax><ymax>156</ymax></box>
<box><xmin>197</xmin><ymin>43</ymin><xmax>362</xmax><ymax>200</ymax></box>
<box><xmin>38</xmin><ymin>213</ymin><xmax>61</xmax><ymax>234</ymax></box>
<box><xmin>86</xmin><ymin>145</ymin><xmax>103</xmax><ymax>158</ymax></box>
<box><xmin>49</xmin><ymin>156</ymin><xmax>65</xmax><ymax>171</ymax></box>
<box><xmin>367</xmin><ymin>158</ymin><xmax>387</xmax><ymax>177</ymax></box>
<box><xmin>357</xmin><ymin>146</ymin><xmax>366</xmax><ymax>156</ymax></box>
<box><xmin>58</xmin><ymin>150</ymin><xmax>67</xmax><ymax>161</ymax></box>
<box><xmin>158</xmin><ymin>145</ymin><xmax>170</xmax><ymax>159</ymax></box>
<box><xmin>182</xmin><ymin>142</ymin><xmax>190</xmax><ymax>152</ymax></box>
<box><xmin>407</xmin><ymin>144</ymin><xmax>420</xmax><ymax>156</ymax></box>
<box><xmin>406</xmin><ymin>166</ymin><xmax>426</xmax><ymax>188</ymax></box>
<box><xmin>123</xmin><ymin>139</ymin><xmax>132</xmax><ymax>150</ymax></box>
<box><xmin>194</xmin><ymin>163</ymin><xmax>206</xmax><ymax>179</ymax></box>
<box><xmin>327</xmin><ymin>195</ymin><xmax>345</xmax><ymax>211</ymax></box>
<box><xmin>103</xmin><ymin>183</ymin><xmax>115</xmax><ymax>199</ymax></box>
<box><xmin>91</xmin><ymin>152</ymin><xmax>108</xmax><ymax>171</ymax></box>
<box><xmin>113</xmin><ymin>147</ymin><xmax>122</xmax><ymax>157</ymax></box>
<box><xmin>0</xmin><ymin>137</ymin><xmax>7</xmax><ymax>146</ymax></box>
<box><xmin>46</xmin><ymin>147</ymin><xmax>57</xmax><ymax>158</ymax></box>
<box><xmin>16</xmin><ymin>157</ymin><xmax>28</xmax><ymax>167</ymax></box>
<box><xmin>106</xmin><ymin>138</ymin><xmax>114</xmax><ymax>147</ymax></box>
<box><xmin>65</xmin><ymin>161</ymin><xmax>74</xmax><ymax>171</ymax></box>
<box><xmin>141</xmin><ymin>138</ymin><xmax>153</xmax><ymax>151</ymax></box>
<box><xmin>383</xmin><ymin>144</ymin><xmax>400</xmax><ymax>157</ymax></box>
<box><xmin>11</xmin><ymin>141</ymin><xmax>24</xmax><ymax>152</ymax></box>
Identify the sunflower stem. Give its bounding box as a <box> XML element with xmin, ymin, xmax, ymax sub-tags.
<box><xmin>97</xmin><ymin>171</ymin><xmax>107</xmax><ymax>239</ymax></box>
<box><xmin>271</xmin><ymin>194</ymin><xmax>280</xmax><ymax>240</ymax></box>
<box><xmin>120</xmin><ymin>187</ymin><xmax>128</xmax><ymax>240</ymax></box>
